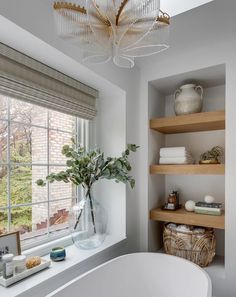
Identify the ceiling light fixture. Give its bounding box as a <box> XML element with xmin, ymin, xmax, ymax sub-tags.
<box><xmin>53</xmin><ymin>1</ymin><xmax>170</xmax><ymax>68</ymax></box>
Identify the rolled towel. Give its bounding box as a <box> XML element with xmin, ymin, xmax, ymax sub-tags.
<box><xmin>159</xmin><ymin>157</ymin><xmax>194</xmax><ymax>165</ymax></box>
<box><xmin>160</xmin><ymin>147</ymin><xmax>191</xmax><ymax>158</ymax></box>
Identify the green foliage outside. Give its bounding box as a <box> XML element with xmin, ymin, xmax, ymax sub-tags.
<box><xmin>0</xmin><ymin>142</ymin><xmax>32</xmax><ymax>234</ymax></box>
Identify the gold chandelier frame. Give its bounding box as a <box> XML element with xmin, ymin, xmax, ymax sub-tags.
<box><xmin>53</xmin><ymin>1</ymin><xmax>170</xmax><ymax>27</ymax></box>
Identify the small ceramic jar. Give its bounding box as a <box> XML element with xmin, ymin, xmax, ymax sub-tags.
<box><xmin>50</xmin><ymin>247</ymin><xmax>66</xmax><ymax>262</ymax></box>
<box><xmin>13</xmin><ymin>255</ymin><xmax>26</xmax><ymax>275</ymax></box>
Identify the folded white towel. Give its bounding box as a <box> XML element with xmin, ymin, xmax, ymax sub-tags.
<box><xmin>159</xmin><ymin>157</ymin><xmax>194</xmax><ymax>165</ymax></box>
<box><xmin>160</xmin><ymin>147</ymin><xmax>191</xmax><ymax>158</ymax></box>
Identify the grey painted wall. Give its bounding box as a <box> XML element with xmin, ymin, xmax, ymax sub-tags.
<box><xmin>0</xmin><ymin>0</ymin><xmax>236</xmax><ymax>296</ymax></box>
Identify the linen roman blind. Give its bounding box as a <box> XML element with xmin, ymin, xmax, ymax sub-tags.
<box><xmin>0</xmin><ymin>43</ymin><xmax>98</xmax><ymax>120</ymax></box>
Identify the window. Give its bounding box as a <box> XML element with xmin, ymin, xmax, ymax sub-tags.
<box><xmin>0</xmin><ymin>95</ymin><xmax>88</xmax><ymax>248</ymax></box>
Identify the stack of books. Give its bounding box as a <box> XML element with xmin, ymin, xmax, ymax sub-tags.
<box><xmin>195</xmin><ymin>202</ymin><xmax>223</xmax><ymax>216</ymax></box>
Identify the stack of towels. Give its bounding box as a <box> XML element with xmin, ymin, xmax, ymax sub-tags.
<box><xmin>159</xmin><ymin>147</ymin><xmax>194</xmax><ymax>165</ymax></box>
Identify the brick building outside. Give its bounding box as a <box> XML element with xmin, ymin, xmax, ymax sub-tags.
<box><xmin>31</xmin><ymin>110</ymin><xmax>76</xmax><ymax>233</ymax></box>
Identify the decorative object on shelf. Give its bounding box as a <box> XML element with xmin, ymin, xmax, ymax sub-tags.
<box><xmin>70</xmin><ymin>196</ymin><xmax>107</xmax><ymax>249</ymax></box>
<box><xmin>2</xmin><ymin>254</ymin><xmax>14</xmax><ymax>279</ymax></box>
<box><xmin>163</xmin><ymin>190</ymin><xmax>181</xmax><ymax>210</ymax></box>
<box><xmin>0</xmin><ymin>232</ymin><xmax>21</xmax><ymax>257</ymax></box>
<box><xmin>37</xmin><ymin>140</ymin><xmax>138</xmax><ymax>249</ymax></box>
<box><xmin>13</xmin><ymin>255</ymin><xmax>26</xmax><ymax>275</ymax></box>
<box><xmin>195</xmin><ymin>201</ymin><xmax>223</xmax><ymax>216</ymax></box>
<box><xmin>159</xmin><ymin>146</ymin><xmax>194</xmax><ymax>164</ymax></box>
<box><xmin>53</xmin><ymin>1</ymin><xmax>170</xmax><ymax>68</ymax></box>
<box><xmin>50</xmin><ymin>247</ymin><xmax>66</xmax><ymax>262</ymax></box>
<box><xmin>174</xmin><ymin>84</ymin><xmax>203</xmax><ymax>115</ymax></box>
<box><xmin>26</xmin><ymin>256</ymin><xmax>41</xmax><ymax>269</ymax></box>
<box><xmin>0</xmin><ymin>258</ymin><xmax>51</xmax><ymax>287</ymax></box>
<box><xmin>163</xmin><ymin>223</ymin><xmax>216</xmax><ymax>267</ymax></box>
<box><xmin>204</xmin><ymin>195</ymin><xmax>215</xmax><ymax>204</ymax></box>
<box><xmin>185</xmin><ymin>200</ymin><xmax>196</xmax><ymax>212</ymax></box>
<box><xmin>199</xmin><ymin>146</ymin><xmax>224</xmax><ymax>164</ymax></box>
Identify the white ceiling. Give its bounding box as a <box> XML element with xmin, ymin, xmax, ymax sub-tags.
<box><xmin>160</xmin><ymin>0</ymin><xmax>214</xmax><ymax>16</ymax></box>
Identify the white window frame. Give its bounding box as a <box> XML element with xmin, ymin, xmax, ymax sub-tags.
<box><xmin>0</xmin><ymin>96</ymin><xmax>89</xmax><ymax>251</ymax></box>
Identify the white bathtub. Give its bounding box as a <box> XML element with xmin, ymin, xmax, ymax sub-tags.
<box><xmin>47</xmin><ymin>253</ymin><xmax>212</xmax><ymax>297</ymax></box>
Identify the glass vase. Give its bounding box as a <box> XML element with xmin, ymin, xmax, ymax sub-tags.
<box><xmin>70</xmin><ymin>194</ymin><xmax>107</xmax><ymax>249</ymax></box>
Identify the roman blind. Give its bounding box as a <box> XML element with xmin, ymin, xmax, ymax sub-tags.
<box><xmin>0</xmin><ymin>43</ymin><xmax>98</xmax><ymax>120</ymax></box>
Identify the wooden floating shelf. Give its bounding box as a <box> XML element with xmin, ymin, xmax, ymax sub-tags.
<box><xmin>150</xmin><ymin>110</ymin><xmax>225</xmax><ymax>134</ymax></box>
<box><xmin>150</xmin><ymin>164</ymin><xmax>225</xmax><ymax>175</ymax></box>
<box><xmin>150</xmin><ymin>207</ymin><xmax>225</xmax><ymax>229</ymax></box>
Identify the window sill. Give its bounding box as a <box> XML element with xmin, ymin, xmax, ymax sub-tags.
<box><xmin>0</xmin><ymin>235</ymin><xmax>127</xmax><ymax>297</ymax></box>
<box><xmin>22</xmin><ymin>233</ymin><xmax>73</xmax><ymax>257</ymax></box>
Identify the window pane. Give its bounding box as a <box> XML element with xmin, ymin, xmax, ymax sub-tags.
<box><xmin>0</xmin><ymin>96</ymin><xmax>8</xmax><ymax>119</ymax></box>
<box><xmin>11</xmin><ymin>206</ymin><xmax>32</xmax><ymax>235</ymax></box>
<box><xmin>10</xmin><ymin>165</ymin><xmax>32</xmax><ymax>205</ymax></box>
<box><xmin>0</xmin><ymin>120</ymin><xmax>8</xmax><ymax>163</ymax></box>
<box><xmin>0</xmin><ymin>209</ymin><xmax>8</xmax><ymax>235</ymax></box>
<box><xmin>31</xmin><ymin>126</ymin><xmax>48</xmax><ymax>164</ymax></box>
<box><xmin>10</xmin><ymin>165</ymin><xmax>49</xmax><ymax>206</ymax></box>
<box><xmin>49</xmin><ymin>166</ymin><xmax>76</xmax><ymax>200</ymax></box>
<box><xmin>32</xmin><ymin>165</ymin><xmax>48</xmax><ymax>203</ymax></box>
<box><xmin>49</xmin><ymin>199</ymin><xmax>74</xmax><ymax>233</ymax></box>
<box><xmin>12</xmin><ymin>204</ymin><xmax>48</xmax><ymax>242</ymax></box>
<box><xmin>31</xmin><ymin>203</ymin><xmax>48</xmax><ymax>238</ymax></box>
<box><xmin>0</xmin><ymin>164</ymin><xmax>8</xmax><ymax>207</ymax></box>
<box><xmin>10</xmin><ymin>123</ymin><xmax>32</xmax><ymax>163</ymax></box>
<box><xmin>11</xmin><ymin>98</ymin><xmax>47</xmax><ymax>127</ymax></box>
<box><xmin>49</xmin><ymin>110</ymin><xmax>76</xmax><ymax>132</ymax></box>
<box><xmin>10</xmin><ymin>124</ymin><xmax>48</xmax><ymax>164</ymax></box>
<box><xmin>49</xmin><ymin>131</ymin><xmax>73</xmax><ymax>164</ymax></box>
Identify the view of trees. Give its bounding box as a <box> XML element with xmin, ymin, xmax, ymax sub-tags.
<box><xmin>0</xmin><ymin>96</ymin><xmax>77</xmax><ymax>241</ymax></box>
<box><xmin>0</xmin><ymin>98</ymin><xmax>34</xmax><ymax>234</ymax></box>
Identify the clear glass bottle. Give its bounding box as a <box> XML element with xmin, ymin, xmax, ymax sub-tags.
<box><xmin>2</xmin><ymin>253</ymin><xmax>14</xmax><ymax>279</ymax></box>
<box><xmin>70</xmin><ymin>195</ymin><xmax>107</xmax><ymax>250</ymax></box>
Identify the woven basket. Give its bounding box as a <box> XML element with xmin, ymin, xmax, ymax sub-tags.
<box><xmin>163</xmin><ymin>224</ymin><xmax>216</xmax><ymax>267</ymax></box>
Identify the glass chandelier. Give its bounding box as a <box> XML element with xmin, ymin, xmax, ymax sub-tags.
<box><xmin>53</xmin><ymin>1</ymin><xmax>170</xmax><ymax>68</ymax></box>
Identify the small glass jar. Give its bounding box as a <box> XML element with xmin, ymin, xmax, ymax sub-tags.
<box><xmin>13</xmin><ymin>255</ymin><xmax>26</xmax><ymax>275</ymax></box>
<box><xmin>2</xmin><ymin>253</ymin><xmax>14</xmax><ymax>279</ymax></box>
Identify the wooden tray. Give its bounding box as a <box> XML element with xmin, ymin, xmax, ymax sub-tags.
<box><xmin>0</xmin><ymin>258</ymin><xmax>51</xmax><ymax>287</ymax></box>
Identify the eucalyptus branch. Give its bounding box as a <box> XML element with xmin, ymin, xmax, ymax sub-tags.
<box><xmin>36</xmin><ymin>141</ymin><xmax>139</xmax><ymax>233</ymax></box>
<box><xmin>36</xmin><ymin>143</ymin><xmax>138</xmax><ymax>189</ymax></box>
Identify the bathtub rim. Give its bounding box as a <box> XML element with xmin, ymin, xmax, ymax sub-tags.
<box><xmin>46</xmin><ymin>252</ymin><xmax>212</xmax><ymax>297</ymax></box>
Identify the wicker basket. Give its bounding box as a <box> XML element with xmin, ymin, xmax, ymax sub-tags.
<box><xmin>163</xmin><ymin>224</ymin><xmax>216</xmax><ymax>267</ymax></box>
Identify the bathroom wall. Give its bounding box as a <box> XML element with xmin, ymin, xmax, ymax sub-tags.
<box><xmin>0</xmin><ymin>0</ymin><xmax>236</xmax><ymax>296</ymax></box>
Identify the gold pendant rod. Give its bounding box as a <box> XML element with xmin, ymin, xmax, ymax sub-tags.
<box><xmin>92</xmin><ymin>1</ymin><xmax>111</xmax><ymax>26</ymax></box>
<box><xmin>116</xmin><ymin>0</ymin><xmax>129</xmax><ymax>26</ymax></box>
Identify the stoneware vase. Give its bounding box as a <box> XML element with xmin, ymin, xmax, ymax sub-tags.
<box><xmin>174</xmin><ymin>83</ymin><xmax>203</xmax><ymax>115</ymax></box>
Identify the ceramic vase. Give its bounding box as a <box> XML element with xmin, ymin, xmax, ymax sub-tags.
<box><xmin>174</xmin><ymin>83</ymin><xmax>203</xmax><ymax>115</ymax></box>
